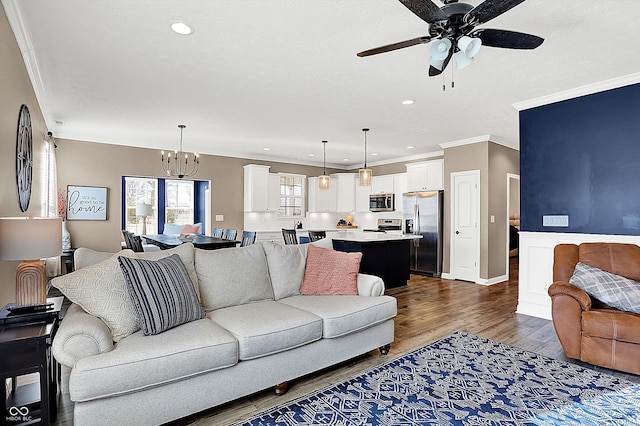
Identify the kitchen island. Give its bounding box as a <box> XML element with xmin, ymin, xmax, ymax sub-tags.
<box><xmin>331</xmin><ymin>232</ymin><xmax>421</xmax><ymax>289</ymax></box>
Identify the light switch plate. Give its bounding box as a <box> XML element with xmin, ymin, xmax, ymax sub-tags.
<box><xmin>215</xmin><ymin>215</ymin><xmax>224</xmax><ymax>221</ymax></box>
<box><xmin>543</xmin><ymin>215</ymin><xmax>569</xmax><ymax>227</ymax></box>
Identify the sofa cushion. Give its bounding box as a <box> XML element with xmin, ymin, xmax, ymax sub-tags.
<box><xmin>570</xmin><ymin>262</ymin><xmax>640</xmax><ymax>314</ymax></box>
<box><xmin>69</xmin><ymin>318</ymin><xmax>238</xmax><ymax>402</ymax></box>
<box><xmin>134</xmin><ymin>242</ymin><xmax>199</xmax><ymax>298</ymax></box>
<box><xmin>280</xmin><ymin>295</ymin><xmax>397</xmax><ymax>338</ymax></box>
<box><xmin>195</xmin><ymin>243</ymin><xmax>274</xmax><ymax>311</ymax></box>
<box><xmin>52</xmin><ymin>251</ymin><xmax>140</xmax><ymax>342</ymax></box>
<box><xmin>74</xmin><ymin>247</ymin><xmax>119</xmax><ymax>269</ymax></box>
<box><xmin>207</xmin><ymin>300</ymin><xmax>322</xmax><ymax>360</ymax></box>
<box><xmin>262</xmin><ymin>241</ymin><xmax>308</xmax><ymax>300</ymax></box>
<box><xmin>118</xmin><ymin>254</ymin><xmax>205</xmax><ymax>335</ymax></box>
<box><xmin>300</xmin><ymin>244</ymin><xmax>361</xmax><ymax>295</ymax></box>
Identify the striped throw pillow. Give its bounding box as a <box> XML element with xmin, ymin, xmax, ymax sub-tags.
<box><xmin>118</xmin><ymin>254</ymin><xmax>205</xmax><ymax>335</ymax></box>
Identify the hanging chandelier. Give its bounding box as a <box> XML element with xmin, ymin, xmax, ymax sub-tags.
<box><xmin>161</xmin><ymin>124</ymin><xmax>199</xmax><ymax>178</ymax></box>
<box><xmin>358</xmin><ymin>128</ymin><xmax>372</xmax><ymax>186</ymax></box>
<box><xmin>319</xmin><ymin>140</ymin><xmax>330</xmax><ymax>190</ymax></box>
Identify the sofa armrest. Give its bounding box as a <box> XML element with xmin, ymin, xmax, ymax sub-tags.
<box><xmin>547</xmin><ymin>281</ymin><xmax>591</xmax><ymax>359</ymax></box>
<box><xmin>357</xmin><ymin>273</ymin><xmax>385</xmax><ymax>296</ymax></box>
<box><xmin>548</xmin><ymin>282</ymin><xmax>592</xmax><ymax>311</ymax></box>
<box><xmin>52</xmin><ymin>303</ymin><xmax>114</xmax><ymax>368</ymax></box>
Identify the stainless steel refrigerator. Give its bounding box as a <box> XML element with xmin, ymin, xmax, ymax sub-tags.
<box><xmin>403</xmin><ymin>190</ymin><xmax>443</xmax><ymax>277</ymax></box>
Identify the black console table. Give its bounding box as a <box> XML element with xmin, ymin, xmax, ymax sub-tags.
<box><xmin>1</xmin><ymin>297</ymin><xmax>63</xmax><ymax>425</ymax></box>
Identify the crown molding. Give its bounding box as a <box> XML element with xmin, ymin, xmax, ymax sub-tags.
<box><xmin>3</xmin><ymin>0</ymin><xmax>53</xmax><ymax>131</ymax></box>
<box><xmin>344</xmin><ymin>150</ymin><xmax>444</xmax><ymax>170</ymax></box>
<box><xmin>512</xmin><ymin>73</ymin><xmax>640</xmax><ymax>112</ymax></box>
<box><xmin>439</xmin><ymin>135</ymin><xmax>491</xmax><ymax>149</ymax></box>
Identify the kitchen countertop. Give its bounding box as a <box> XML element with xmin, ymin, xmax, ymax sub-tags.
<box><xmin>330</xmin><ymin>231</ymin><xmax>422</xmax><ymax>242</ymax></box>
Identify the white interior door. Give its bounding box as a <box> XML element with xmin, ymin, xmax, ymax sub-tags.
<box><xmin>452</xmin><ymin>170</ymin><xmax>480</xmax><ymax>282</ymax></box>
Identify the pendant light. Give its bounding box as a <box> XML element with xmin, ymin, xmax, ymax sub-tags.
<box><xmin>318</xmin><ymin>140</ymin><xmax>330</xmax><ymax>190</ymax></box>
<box><xmin>359</xmin><ymin>128</ymin><xmax>372</xmax><ymax>186</ymax></box>
<box><xmin>160</xmin><ymin>124</ymin><xmax>199</xmax><ymax>178</ymax></box>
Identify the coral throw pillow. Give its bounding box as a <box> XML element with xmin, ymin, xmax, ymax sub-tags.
<box><xmin>181</xmin><ymin>224</ymin><xmax>200</xmax><ymax>234</ymax></box>
<box><xmin>301</xmin><ymin>244</ymin><xmax>362</xmax><ymax>295</ymax></box>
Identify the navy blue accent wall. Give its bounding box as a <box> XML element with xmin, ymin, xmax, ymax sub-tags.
<box><xmin>520</xmin><ymin>83</ymin><xmax>640</xmax><ymax>235</ymax></box>
<box><xmin>194</xmin><ymin>180</ymin><xmax>209</xmax><ymax>234</ymax></box>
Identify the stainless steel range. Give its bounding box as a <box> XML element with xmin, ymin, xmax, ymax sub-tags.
<box><xmin>363</xmin><ymin>218</ymin><xmax>402</xmax><ymax>233</ymax></box>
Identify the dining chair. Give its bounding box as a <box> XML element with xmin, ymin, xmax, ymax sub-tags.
<box><xmin>282</xmin><ymin>229</ymin><xmax>298</xmax><ymax>245</ymax></box>
<box><xmin>212</xmin><ymin>228</ymin><xmax>224</xmax><ymax>238</ymax></box>
<box><xmin>308</xmin><ymin>230</ymin><xmax>326</xmax><ymax>242</ymax></box>
<box><xmin>240</xmin><ymin>231</ymin><xmax>257</xmax><ymax>247</ymax></box>
<box><xmin>223</xmin><ymin>229</ymin><xmax>237</xmax><ymax>241</ymax></box>
<box><xmin>123</xmin><ymin>231</ymin><xmax>144</xmax><ymax>252</ymax></box>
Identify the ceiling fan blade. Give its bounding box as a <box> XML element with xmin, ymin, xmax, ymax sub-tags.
<box><xmin>470</xmin><ymin>28</ymin><xmax>543</xmax><ymax>49</ymax></box>
<box><xmin>428</xmin><ymin>48</ymin><xmax>453</xmax><ymax>76</ymax></box>
<box><xmin>464</xmin><ymin>0</ymin><xmax>526</xmax><ymax>26</ymax></box>
<box><xmin>357</xmin><ymin>36</ymin><xmax>431</xmax><ymax>57</ymax></box>
<box><xmin>399</xmin><ymin>0</ymin><xmax>447</xmax><ymax>24</ymax></box>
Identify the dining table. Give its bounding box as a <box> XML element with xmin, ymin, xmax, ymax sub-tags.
<box><xmin>142</xmin><ymin>234</ymin><xmax>240</xmax><ymax>251</ymax></box>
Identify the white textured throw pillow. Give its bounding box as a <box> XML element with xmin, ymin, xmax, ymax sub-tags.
<box><xmin>569</xmin><ymin>262</ymin><xmax>640</xmax><ymax>314</ymax></box>
<box><xmin>51</xmin><ymin>251</ymin><xmax>140</xmax><ymax>341</ymax></box>
<box><xmin>262</xmin><ymin>241</ymin><xmax>308</xmax><ymax>300</ymax></box>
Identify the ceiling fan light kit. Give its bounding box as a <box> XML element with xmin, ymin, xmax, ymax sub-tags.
<box><xmin>358</xmin><ymin>0</ymin><xmax>544</xmax><ymax>77</ymax></box>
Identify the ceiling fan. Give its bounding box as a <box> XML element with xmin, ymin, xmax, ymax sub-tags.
<box><xmin>357</xmin><ymin>0</ymin><xmax>544</xmax><ymax>76</ymax></box>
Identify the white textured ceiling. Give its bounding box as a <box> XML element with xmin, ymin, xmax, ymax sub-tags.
<box><xmin>5</xmin><ymin>0</ymin><xmax>640</xmax><ymax>168</ymax></box>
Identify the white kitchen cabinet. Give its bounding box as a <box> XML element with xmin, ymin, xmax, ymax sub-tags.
<box><xmin>333</xmin><ymin>173</ymin><xmax>356</xmax><ymax>213</ymax></box>
<box><xmin>406</xmin><ymin>159</ymin><xmax>444</xmax><ymax>191</ymax></box>
<box><xmin>308</xmin><ymin>177</ymin><xmax>337</xmax><ymax>212</ymax></box>
<box><xmin>371</xmin><ymin>175</ymin><xmax>394</xmax><ymax>194</ymax></box>
<box><xmin>355</xmin><ymin>181</ymin><xmax>372</xmax><ymax>212</ymax></box>
<box><xmin>393</xmin><ymin>173</ymin><xmax>407</xmax><ymax>205</ymax></box>
<box><xmin>244</xmin><ymin>164</ymin><xmax>271</xmax><ymax>212</ymax></box>
<box><xmin>268</xmin><ymin>173</ymin><xmax>281</xmax><ymax>212</ymax></box>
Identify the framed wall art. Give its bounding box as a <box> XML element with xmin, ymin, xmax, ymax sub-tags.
<box><xmin>66</xmin><ymin>185</ymin><xmax>108</xmax><ymax>220</ymax></box>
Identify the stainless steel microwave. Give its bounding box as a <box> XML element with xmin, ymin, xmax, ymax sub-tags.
<box><xmin>369</xmin><ymin>193</ymin><xmax>395</xmax><ymax>212</ymax></box>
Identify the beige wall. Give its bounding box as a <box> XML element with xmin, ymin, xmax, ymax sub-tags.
<box><xmin>56</xmin><ymin>138</ymin><xmax>335</xmax><ymax>253</ymax></box>
<box><xmin>0</xmin><ymin>6</ymin><xmax>50</xmax><ymax>306</ymax></box>
<box><xmin>442</xmin><ymin>142</ymin><xmax>518</xmax><ymax>281</ymax></box>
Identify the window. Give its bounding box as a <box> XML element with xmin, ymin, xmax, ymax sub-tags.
<box><xmin>124</xmin><ymin>177</ymin><xmax>158</xmax><ymax>234</ymax></box>
<box><xmin>279</xmin><ymin>174</ymin><xmax>305</xmax><ymax>217</ymax></box>
<box><xmin>165</xmin><ymin>180</ymin><xmax>194</xmax><ymax>225</ymax></box>
<box><xmin>122</xmin><ymin>177</ymin><xmax>208</xmax><ymax>234</ymax></box>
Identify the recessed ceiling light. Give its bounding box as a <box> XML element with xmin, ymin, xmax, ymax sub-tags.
<box><xmin>402</xmin><ymin>99</ymin><xmax>415</xmax><ymax>105</ymax></box>
<box><xmin>343</xmin><ymin>158</ymin><xmax>349</xmax><ymax>162</ymax></box>
<box><xmin>407</xmin><ymin>145</ymin><xmax>415</xmax><ymax>149</ymax></box>
<box><xmin>263</xmin><ymin>147</ymin><xmax>271</xmax><ymax>151</ymax></box>
<box><xmin>171</xmin><ymin>22</ymin><xmax>194</xmax><ymax>35</ymax></box>
<box><xmin>372</xmin><ymin>152</ymin><xmax>379</xmax><ymax>156</ymax></box>
<box><xmin>308</xmin><ymin>153</ymin><xmax>315</xmax><ymax>157</ymax></box>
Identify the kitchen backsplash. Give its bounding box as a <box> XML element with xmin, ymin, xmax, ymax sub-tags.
<box><xmin>244</xmin><ymin>211</ymin><xmax>403</xmax><ymax>232</ymax></box>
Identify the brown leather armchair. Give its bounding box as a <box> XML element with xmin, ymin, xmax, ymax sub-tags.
<box><xmin>548</xmin><ymin>242</ymin><xmax>640</xmax><ymax>375</ymax></box>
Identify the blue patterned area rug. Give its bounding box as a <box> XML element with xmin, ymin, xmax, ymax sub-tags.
<box><xmin>233</xmin><ymin>331</ymin><xmax>640</xmax><ymax>425</ymax></box>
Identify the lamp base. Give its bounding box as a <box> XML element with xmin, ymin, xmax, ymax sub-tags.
<box><xmin>15</xmin><ymin>259</ymin><xmax>48</xmax><ymax>307</ymax></box>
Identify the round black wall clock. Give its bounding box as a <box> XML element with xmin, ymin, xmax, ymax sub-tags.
<box><xmin>16</xmin><ymin>104</ymin><xmax>33</xmax><ymax>212</ymax></box>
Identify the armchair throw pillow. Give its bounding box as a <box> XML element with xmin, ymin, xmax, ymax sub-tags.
<box><xmin>300</xmin><ymin>244</ymin><xmax>361</xmax><ymax>295</ymax></box>
<box><xmin>569</xmin><ymin>262</ymin><xmax>640</xmax><ymax>314</ymax></box>
<box><xmin>118</xmin><ymin>254</ymin><xmax>204</xmax><ymax>335</ymax></box>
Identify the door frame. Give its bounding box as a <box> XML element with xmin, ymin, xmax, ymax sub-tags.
<box><xmin>506</xmin><ymin>173</ymin><xmax>520</xmax><ymax>278</ymax></box>
<box><xmin>450</xmin><ymin>169</ymin><xmax>480</xmax><ymax>283</ymax></box>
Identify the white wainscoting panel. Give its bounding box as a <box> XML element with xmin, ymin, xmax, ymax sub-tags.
<box><xmin>517</xmin><ymin>231</ymin><xmax>640</xmax><ymax>320</ymax></box>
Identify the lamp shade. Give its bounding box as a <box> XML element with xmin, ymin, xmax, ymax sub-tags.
<box><xmin>0</xmin><ymin>217</ymin><xmax>62</xmax><ymax>260</ymax></box>
<box><xmin>457</xmin><ymin>36</ymin><xmax>482</xmax><ymax>58</ymax></box>
<box><xmin>319</xmin><ymin>175</ymin><xmax>331</xmax><ymax>190</ymax></box>
<box><xmin>359</xmin><ymin>168</ymin><xmax>372</xmax><ymax>186</ymax></box>
<box><xmin>135</xmin><ymin>203</ymin><xmax>153</xmax><ymax>217</ymax></box>
<box><xmin>430</xmin><ymin>39</ymin><xmax>452</xmax><ymax>61</ymax></box>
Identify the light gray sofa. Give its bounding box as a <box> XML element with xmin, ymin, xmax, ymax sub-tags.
<box><xmin>51</xmin><ymin>240</ymin><xmax>396</xmax><ymax>425</ymax></box>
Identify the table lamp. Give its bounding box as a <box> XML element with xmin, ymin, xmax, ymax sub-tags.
<box><xmin>0</xmin><ymin>217</ymin><xmax>62</xmax><ymax>307</ymax></box>
<box><xmin>135</xmin><ymin>203</ymin><xmax>153</xmax><ymax>235</ymax></box>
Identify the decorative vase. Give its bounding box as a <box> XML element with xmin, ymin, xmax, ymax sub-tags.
<box><xmin>62</xmin><ymin>220</ymin><xmax>71</xmax><ymax>250</ymax></box>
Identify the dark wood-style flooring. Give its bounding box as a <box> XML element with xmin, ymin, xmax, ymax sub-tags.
<box><xmin>52</xmin><ymin>258</ymin><xmax>639</xmax><ymax>425</ymax></box>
